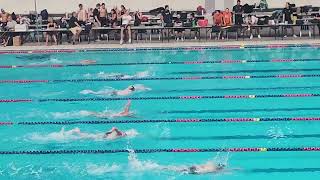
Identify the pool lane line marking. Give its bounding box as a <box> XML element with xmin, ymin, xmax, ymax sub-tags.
<box><xmin>1</xmin><ymin>58</ymin><xmax>320</xmax><ymax>69</ymax></box>
<box><xmin>248</xmin><ymin>168</ymin><xmax>320</xmax><ymax>173</ymax></box>
<box><xmin>162</xmin><ymin>107</ymin><xmax>320</xmax><ymax>114</ymax></box>
<box><xmin>8</xmin><ymin>117</ymin><xmax>320</xmax><ymax>126</ymax></box>
<box><xmin>165</xmin><ymin>86</ymin><xmax>320</xmax><ymax>92</ymax></box>
<box><xmin>171</xmin><ymin>68</ymin><xmax>320</xmax><ymax>75</ymax></box>
<box><xmin>2</xmin><ymin>74</ymin><xmax>320</xmax><ymax>84</ymax></box>
<box><xmin>0</xmin><ymin>43</ymin><xmax>320</xmax><ymax>55</ymax></box>
<box><xmin>36</xmin><ymin>93</ymin><xmax>320</xmax><ymax>102</ymax></box>
<box><xmin>1</xmin><ymin>147</ymin><xmax>320</xmax><ymax>155</ymax></box>
<box><xmin>0</xmin><ymin>93</ymin><xmax>318</xmax><ymax>103</ymax></box>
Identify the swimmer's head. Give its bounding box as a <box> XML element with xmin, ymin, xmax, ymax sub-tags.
<box><xmin>129</xmin><ymin>86</ymin><xmax>135</xmax><ymax>91</ymax></box>
<box><xmin>188</xmin><ymin>166</ymin><xmax>198</xmax><ymax>174</ymax></box>
<box><xmin>217</xmin><ymin>163</ymin><xmax>226</xmax><ymax>170</ymax></box>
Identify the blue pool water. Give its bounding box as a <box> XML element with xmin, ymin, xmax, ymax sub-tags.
<box><xmin>1</xmin><ymin>46</ymin><xmax>320</xmax><ymax>179</ymax></box>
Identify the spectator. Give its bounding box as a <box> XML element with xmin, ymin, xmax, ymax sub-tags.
<box><xmin>134</xmin><ymin>10</ymin><xmax>147</xmax><ymax>40</ymax></box>
<box><xmin>57</xmin><ymin>16</ymin><xmax>71</xmax><ymax>44</ymax></box>
<box><xmin>1</xmin><ymin>9</ymin><xmax>9</xmax><ymax>29</ymax></box>
<box><xmin>258</xmin><ymin>0</ymin><xmax>268</xmax><ymax>9</ymax></box>
<box><xmin>3</xmin><ymin>15</ymin><xmax>16</xmax><ymax>46</ymax></box>
<box><xmin>282</xmin><ymin>2</ymin><xmax>297</xmax><ymax>38</ymax></box>
<box><xmin>46</xmin><ymin>17</ymin><xmax>57</xmax><ymax>46</ymax></box>
<box><xmin>93</xmin><ymin>3</ymin><xmax>101</xmax><ymax>26</ymax></box>
<box><xmin>213</xmin><ymin>10</ymin><xmax>223</xmax><ymax>26</ymax></box>
<box><xmin>212</xmin><ymin>10</ymin><xmax>223</xmax><ymax>39</ymax></box>
<box><xmin>174</xmin><ymin>14</ymin><xmax>185</xmax><ymax>41</ymax></box>
<box><xmin>221</xmin><ymin>8</ymin><xmax>233</xmax><ymax>39</ymax></box>
<box><xmin>223</xmin><ymin>8</ymin><xmax>232</xmax><ymax>26</ymax></box>
<box><xmin>189</xmin><ymin>13</ymin><xmax>199</xmax><ymax>39</ymax></box>
<box><xmin>245</xmin><ymin>15</ymin><xmax>261</xmax><ymax>39</ymax></box>
<box><xmin>120</xmin><ymin>10</ymin><xmax>132</xmax><ymax>45</ymax></box>
<box><xmin>134</xmin><ymin>10</ymin><xmax>143</xmax><ymax>26</ymax></box>
<box><xmin>93</xmin><ymin>3</ymin><xmax>101</xmax><ymax>41</ymax></box>
<box><xmin>99</xmin><ymin>3</ymin><xmax>108</xmax><ymax>27</ymax></box>
<box><xmin>77</xmin><ymin>4</ymin><xmax>87</xmax><ymax>26</ymax></box>
<box><xmin>233</xmin><ymin>0</ymin><xmax>243</xmax><ymax>25</ymax></box>
<box><xmin>120</xmin><ymin>5</ymin><xmax>127</xmax><ymax>15</ymax></box>
<box><xmin>69</xmin><ymin>12</ymin><xmax>82</xmax><ymax>45</ymax></box>
<box><xmin>161</xmin><ymin>5</ymin><xmax>173</xmax><ymax>27</ymax></box>
<box><xmin>4</xmin><ymin>15</ymin><xmax>16</xmax><ymax>31</ymax></box>
<box><xmin>110</xmin><ymin>9</ymin><xmax>118</xmax><ymax>27</ymax></box>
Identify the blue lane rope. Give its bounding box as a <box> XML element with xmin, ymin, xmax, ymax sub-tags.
<box><xmin>161</xmin><ymin>107</ymin><xmax>320</xmax><ymax>114</ymax></box>
<box><xmin>2</xmin><ymin>74</ymin><xmax>320</xmax><ymax>84</ymax></box>
<box><xmin>171</xmin><ymin>68</ymin><xmax>320</xmax><ymax>75</ymax></box>
<box><xmin>10</xmin><ymin>117</ymin><xmax>320</xmax><ymax>126</ymax></box>
<box><xmin>35</xmin><ymin>93</ymin><xmax>319</xmax><ymax>103</ymax></box>
<box><xmin>0</xmin><ymin>147</ymin><xmax>319</xmax><ymax>155</ymax></box>
<box><xmin>2</xmin><ymin>58</ymin><xmax>320</xmax><ymax>69</ymax></box>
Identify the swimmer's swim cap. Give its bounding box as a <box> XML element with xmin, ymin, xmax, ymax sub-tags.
<box><xmin>129</xmin><ymin>86</ymin><xmax>135</xmax><ymax>91</ymax></box>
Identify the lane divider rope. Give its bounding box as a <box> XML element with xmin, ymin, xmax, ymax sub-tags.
<box><xmin>0</xmin><ymin>43</ymin><xmax>319</xmax><ymax>55</ymax></box>
<box><xmin>1</xmin><ymin>58</ymin><xmax>320</xmax><ymax>69</ymax></box>
<box><xmin>2</xmin><ymin>74</ymin><xmax>320</xmax><ymax>84</ymax></box>
<box><xmin>171</xmin><ymin>68</ymin><xmax>320</xmax><ymax>75</ymax></box>
<box><xmin>1</xmin><ymin>147</ymin><xmax>320</xmax><ymax>155</ymax></box>
<box><xmin>36</xmin><ymin>93</ymin><xmax>320</xmax><ymax>102</ymax></box>
<box><xmin>0</xmin><ymin>93</ymin><xmax>318</xmax><ymax>103</ymax></box>
<box><xmin>8</xmin><ymin>117</ymin><xmax>320</xmax><ymax>126</ymax></box>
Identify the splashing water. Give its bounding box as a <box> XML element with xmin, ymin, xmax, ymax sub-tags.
<box><xmin>86</xmin><ymin>163</ymin><xmax>120</xmax><ymax>176</ymax></box>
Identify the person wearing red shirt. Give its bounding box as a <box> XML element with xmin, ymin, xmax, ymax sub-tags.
<box><xmin>223</xmin><ymin>8</ymin><xmax>232</xmax><ymax>26</ymax></box>
<box><xmin>212</xmin><ymin>10</ymin><xmax>223</xmax><ymax>39</ymax></box>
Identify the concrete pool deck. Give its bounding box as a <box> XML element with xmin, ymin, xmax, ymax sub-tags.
<box><xmin>1</xmin><ymin>39</ymin><xmax>320</xmax><ymax>51</ymax></box>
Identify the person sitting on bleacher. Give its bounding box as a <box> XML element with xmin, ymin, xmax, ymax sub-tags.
<box><xmin>110</xmin><ymin>9</ymin><xmax>118</xmax><ymax>27</ymax></box>
<box><xmin>189</xmin><ymin>13</ymin><xmax>199</xmax><ymax>40</ymax></box>
<box><xmin>69</xmin><ymin>12</ymin><xmax>82</xmax><ymax>45</ymax></box>
<box><xmin>174</xmin><ymin>14</ymin><xmax>185</xmax><ymax>41</ymax></box>
<box><xmin>282</xmin><ymin>2</ymin><xmax>297</xmax><ymax>38</ymax></box>
<box><xmin>46</xmin><ymin>17</ymin><xmax>57</xmax><ymax>46</ymax></box>
<box><xmin>221</xmin><ymin>8</ymin><xmax>233</xmax><ymax>39</ymax></box>
<box><xmin>161</xmin><ymin>5</ymin><xmax>173</xmax><ymax>27</ymax></box>
<box><xmin>212</xmin><ymin>10</ymin><xmax>223</xmax><ymax>39</ymax></box>
<box><xmin>223</xmin><ymin>8</ymin><xmax>233</xmax><ymax>26</ymax></box>
<box><xmin>245</xmin><ymin>15</ymin><xmax>261</xmax><ymax>39</ymax></box>
<box><xmin>3</xmin><ymin>15</ymin><xmax>16</xmax><ymax>46</ymax></box>
<box><xmin>0</xmin><ymin>9</ymin><xmax>9</xmax><ymax>29</ymax></box>
<box><xmin>120</xmin><ymin>10</ymin><xmax>132</xmax><ymax>45</ymax></box>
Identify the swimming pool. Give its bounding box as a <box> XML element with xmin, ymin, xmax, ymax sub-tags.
<box><xmin>1</xmin><ymin>45</ymin><xmax>320</xmax><ymax>179</ymax></box>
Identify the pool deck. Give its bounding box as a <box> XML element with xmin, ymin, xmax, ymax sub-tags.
<box><xmin>1</xmin><ymin>39</ymin><xmax>320</xmax><ymax>51</ymax></box>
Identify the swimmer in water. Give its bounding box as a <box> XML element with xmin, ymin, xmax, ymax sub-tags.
<box><xmin>67</xmin><ymin>127</ymin><xmax>127</xmax><ymax>140</ymax></box>
<box><xmin>81</xmin><ymin>85</ymin><xmax>151</xmax><ymax>96</ymax></box>
<box><xmin>179</xmin><ymin>162</ymin><xmax>226</xmax><ymax>174</ymax></box>
<box><xmin>80</xmin><ymin>60</ymin><xmax>97</xmax><ymax>65</ymax></box>
<box><xmin>86</xmin><ymin>100</ymin><xmax>134</xmax><ymax>118</ymax></box>
<box><xmin>111</xmin><ymin>85</ymin><xmax>135</xmax><ymax>96</ymax></box>
<box><xmin>103</xmin><ymin>127</ymin><xmax>127</xmax><ymax>140</ymax></box>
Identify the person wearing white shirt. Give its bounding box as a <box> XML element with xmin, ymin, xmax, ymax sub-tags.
<box><xmin>120</xmin><ymin>10</ymin><xmax>132</xmax><ymax>45</ymax></box>
<box><xmin>245</xmin><ymin>15</ymin><xmax>261</xmax><ymax>39</ymax></box>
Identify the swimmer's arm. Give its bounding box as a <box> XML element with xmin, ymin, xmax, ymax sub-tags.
<box><xmin>123</xmin><ymin>100</ymin><xmax>131</xmax><ymax>113</ymax></box>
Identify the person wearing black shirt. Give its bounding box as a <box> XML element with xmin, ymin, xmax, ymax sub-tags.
<box><xmin>174</xmin><ymin>14</ymin><xmax>185</xmax><ymax>41</ymax></box>
<box><xmin>93</xmin><ymin>3</ymin><xmax>101</xmax><ymax>26</ymax></box>
<box><xmin>93</xmin><ymin>3</ymin><xmax>101</xmax><ymax>41</ymax></box>
<box><xmin>161</xmin><ymin>5</ymin><xmax>173</xmax><ymax>27</ymax></box>
<box><xmin>233</xmin><ymin>0</ymin><xmax>243</xmax><ymax>25</ymax></box>
<box><xmin>69</xmin><ymin>12</ymin><xmax>82</xmax><ymax>44</ymax></box>
<box><xmin>282</xmin><ymin>2</ymin><xmax>297</xmax><ymax>38</ymax></box>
